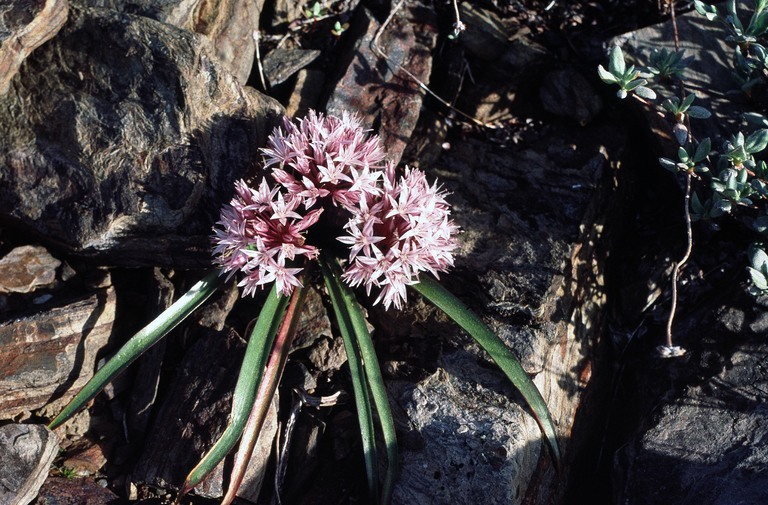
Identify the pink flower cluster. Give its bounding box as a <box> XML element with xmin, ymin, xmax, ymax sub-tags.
<box><xmin>212</xmin><ymin>111</ymin><xmax>458</xmax><ymax>309</ymax></box>
<box><xmin>340</xmin><ymin>164</ymin><xmax>459</xmax><ymax>309</ymax></box>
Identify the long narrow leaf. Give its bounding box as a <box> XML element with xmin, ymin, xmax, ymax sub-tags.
<box><xmin>321</xmin><ymin>260</ymin><xmax>380</xmax><ymax>504</ymax></box>
<box><xmin>49</xmin><ymin>270</ymin><xmax>223</xmax><ymax>429</ymax></box>
<box><xmin>221</xmin><ymin>284</ymin><xmax>308</xmax><ymax>505</ymax></box>
<box><xmin>412</xmin><ymin>275</ymin><xmax>562</xmax><ymax>468</ymax></box>
<box><xmin>179</xmin><ymin>285</ymin><xmax>289</xmax><ymax>497</ymax></box>
<box><xmin>327</xmin><ymin>258</ymin><xmax>398</xmax><ymax>505</ymax></box>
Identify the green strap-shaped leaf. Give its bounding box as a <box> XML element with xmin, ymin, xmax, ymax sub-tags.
<box><xmin>221</xmin><ymin>284</ymin><xmax>308</xmax><ymax>505</ymax></box>
<box><xmin>412</xmin><ymin>275</ymin><xmax>562</xmax><ymax>468</ymax></box>
<box><xmin>180</xmin><ymin>285</ymin><xmax>289</xmax><ymax>496</ymax></box>
<box><xmin>324</xmin><ymin>258</ymin><xmax>398</xmax><ymax>505</ymax></box>
<box><xmin>49</xmin><ymin>270</ymin><xmax>224</xmax><ymax>430</ymax></box>
<box><xmin>321</xmin><ymin>260</ymin><xmax>380</xmax><ymax>504</ymax></box>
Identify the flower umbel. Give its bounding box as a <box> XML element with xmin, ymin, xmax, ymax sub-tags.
<box><xmin>212</xmin><ymin>178</ymin><xmax>321</xmax><ymax>297</ymax></box>
<box><xmin>264</xmin><ymin>110</ymin><xmax>386</xmax><ymax>209</ymax></box>
<box><xmin>212</xmin><ymin>111</ymin><xmax>459</xmax><ymax>306</ymax></box>
<box><xmin>339</xmin><ymin>163</ymin><xmax>459</xmax><ymax>309</ymax></box>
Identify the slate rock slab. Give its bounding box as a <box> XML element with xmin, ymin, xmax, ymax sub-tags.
<box><xmin>0</xmin><ymin>286</ymin><xmax>116</xmax><ymax>419</ymax></box>
<box><xmin>325</xmin><ymin>1</ymin><xmax>437</xmax><ymax>165</ymax></box>
<box><xmin>0</xmin><ymin>6</ymin><xmax>283</xmax><ymax>268</ymax></box>
<box><xmin>616</xmin><ymin>340</ymin><xmax>768</xmax><ymax>505</ymax></box>
<box><xmin>616</xmin><ymin>7</ymin><xmax>749</xmax><ymax>149</ymax></box>
<box><xmin>540</xmin><ymin>68</ymin><xmax>603</xmax><ymax>125</ymax></box>
<box><xmin>609</xmin><ymin>12</ymin><xmax>768</xmax><ymax>504</ymax></box>
<box><xmin>37</xmin><ymin>476</ymin><xmax>119</xmax><ymax>504</ymax></box>
<box><xmin>391</xmin><ymin>352</ymin><xmax>540</xmax><ymax>504</ymax></box>
<box><xmin>0</xmin><ymin>424</ymin><xmax>59</xmax><ymax>505</ymax></box>
<box><xmin>78</xmin><ymin>0</ymin><xmax>263</xmax><ymax>84</ymax></box>
<box><xmin>386</xmin><ymin>123</ymin><xmax>621</xmax><ymax>504</ymax></box>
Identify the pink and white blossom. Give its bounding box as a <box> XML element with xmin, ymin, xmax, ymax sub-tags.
<box><xmin>212</xmin><ymin>111</ymin><xmax>458</xmax><ymax>307</ymax></box>
<box><xmin>339</xmin><ymin>163</ymin><xmax>459</xmax><ymax>309</ymax></box>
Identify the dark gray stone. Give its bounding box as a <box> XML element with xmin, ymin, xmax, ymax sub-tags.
<box><xmin>616</xmin><ymin>7</ymin><xmax>751</xmax><ymax>151</ymax></box>
<box><xmin>392</xmin><ymin>350</ymin><xmax>538</xmax><ymax>504</ymax></box>
<box><xmin>616</xmin><ymin>342</ymin><xmax>768</xmax><ymax>505</ymax></box>
<box><xmin>459</xmin><ymin>3</ymin><xmax>507</xmax><ymax>61</ymax></box>
<box><xmin>0</xmin><ymin>6</ymin><xmax>283</xmax><ymax>268</ymax></box>
<box><xmin>540</xmin><ymin>69</ymin><xmax>603</xmax><ymax>125</ymax></box>
<box><xmin>37</xmin><ymin>476</ymin><xmax>120</xmax><ymax>504</ymax></box>
<box><xmin>263</xmin><ymin>48</ymin><xmax>321</xmax><ymax>86</ymax></box>
<box><xmin>384</xmin><ymin>123</ymin><xmax>623</xmax><ymax>504</ymax></box>
<box><xmin>0</xmin><ymin>424</ymin><xmax>59</xmax><ymax>505</ymax></box>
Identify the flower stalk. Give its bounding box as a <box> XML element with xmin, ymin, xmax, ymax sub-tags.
<box><xmin>220</xmin><ymin>282</ymin><xmax>308</xmax><ymax>505</ymax></box>
<box><xmin>178</xmin><ymin>285</ymin><xmax>289</xmax><ymax>498</ymax></box>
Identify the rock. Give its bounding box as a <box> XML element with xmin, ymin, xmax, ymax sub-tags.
<box><xmin>270</xmin><ymin>0</ymin><xmax>310</xmax><ymax>29</ymax></box>
<box><xmin>382</xmin><ymin>123</ymin><xmax>622</xmax><ymax>503</ymax></box>
<box><xmin>615</xmin><ymin>7</ymin><xmax>746</xmax><ymax>148</ymax></box>
<box><xmin>0</xmin><ymin>424</ymin><xmax>59</xmax><ymax>505</ymax></box>
<box><xmin>263</xmin><ymin>48</ymin><xmax>321</xmax><ymax>86</ymax></box>
<box><xmin>46</xmin><ymin>409</ymin><xmax>91</xmax><ymax>445</ymax></box>
<box><xmin>540</xmin><ymin>69</ymin><xmax>603</xmax><ymax>125</ymax></box>
<box><xmin>325</xmin><ymin>1</ymin><xmax>437</xmax><ymax>165</ymax></box>
<box><xmin>615</xmin><ymin>340</ymin><xmax>768</xmax><ymax>504</ymax></box>
<box><xmin>125</xmin><ymin>268</ymin><xmax>175</xmax><ymax>447</ymax></box>
<box><xmin>229</xmin><ymin>396</ymin><xmax>279</xmax><ymax>503</ymax></box>
<box><xmin>78</xmin><ymin>0</ymin><xmax>264</xmax><ymax>84</ymax></box>
<box><xmin>401</xmin><ymin>43</ymin><xmax>464</xmax><ymax>167</ymax></box>
<box><xmin>456</xmin><ymin>35</ymin><xmax>552</xmax><ymax>127</ymax></box>
<box><xmin>285</xmin><ymin>68</ymin><xmax>325</xmax><ymax>118</ymax></box>
<box><xmin>192</xmin><ymin>274</ymin><xmax>239</xmax><ymax>332</ymax></box>
<box><xmin>392</xmin><ymin>355</ymin><xmax>540</xmax><ymax>504</ymax></box>
<box><xmin>291</xmin><ymin>287</ymin><xmax>333</xmax><ymax>352</ymax></box>
<box><xmin>36</xmin><ymin>476</ymin><xmax>120</xmax><ymax>504</ymax></box>
<box><xmin>499</xmin><ymin>36</ymin><xmax>550</xmax><ymax>74</ymax></box>
<box><xmin>0</xmin><ymin>6</ymin><xmax>283</xmax><ymax>268</ymax></box>
<box><xmin>306</xmin><ymin>335</ymin><xmax>348</xmax><ymax>373</ymax></box>
<box><xmin>0</xmin><ymin>0</ymin><xmax>68</xmax><ymax>95</ymax></box>
<box><xmin>277</xmin><ymin>407</ymin><xmax>328</xmax><ymax>502</ymax></box>
<box><xmin>0</xmin><ymin>286</ymin><xmax>116</xmax><ymax>419</ymax></box>
<box><xmin>459</xmin><ymin>2</ymin><xmax>508</xmax><ymax>61</ymax></box>
<box><xmin>0</xmin><ymin>245</ymin><xmax>61</xmax><ymax>294</ymax></box>
<box><xmin>62</xmin><ymin>441</ymin><xmax>108</xmax><ymax>477</ymax></box>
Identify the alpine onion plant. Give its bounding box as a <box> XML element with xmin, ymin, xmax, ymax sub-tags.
<box><xmin>49</xmin><ymin>110</ymin><xmax>560</xmax><ymax>504</ymax></box>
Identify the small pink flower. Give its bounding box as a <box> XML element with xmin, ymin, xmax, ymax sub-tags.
<box><xmin>261</xmin><ymin>110</ymin><xmax>385</xmax><ymax>210</ymax></box>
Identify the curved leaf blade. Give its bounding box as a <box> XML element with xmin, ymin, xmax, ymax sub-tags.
<box><xmin>321</xmin><ymin>260</ymin><xmax>380</xmax><ymax>503</ymax></box>
<box><xmin>412</xmin><ymin>275</ymin><xmax>561</xmax><ymax>468</ymax></box>
<box><xmin>324</xmin><ymin>258</ymin><xmax>398</xmax><ymax>505</ymax></box>
<box><xmin>179</xmin><ymin>285</ymin><xmax>289</xmax><ymax>497</ymax></box>
<box><xmin>221</xmin><ymin>284</ymin><xmax>308</xmax><ymax>505</ymax></box>
<box><xmin>49</xmin><ymin>270</ymin><xmax>223</xmax><ymax>429</ymax></box>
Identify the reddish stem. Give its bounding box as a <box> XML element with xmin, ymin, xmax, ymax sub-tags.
<box><xmin>221</xmin><ymin>284</ymin><xmax>308</xmax><ymax>505</ymax></box>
